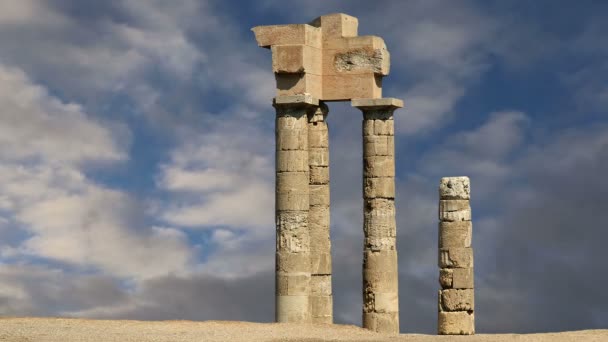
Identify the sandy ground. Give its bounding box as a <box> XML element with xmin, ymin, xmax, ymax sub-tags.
<box><xmin>0</xmin><ymin>317</ymin><xmax>606</xmax><ymax>342</ymax></box>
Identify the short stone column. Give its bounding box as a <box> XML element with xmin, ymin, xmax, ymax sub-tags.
<box><xmin>308</xmin><ymin>102</ymin><xmax>333</xmax><ymax>323</ymax></box>
<box><xmin>274</xmin><ymin>94</ymin><xmax>319</xmax><ymax>323</ymax></box>
<box><xmin>352</xmin><ymin>98</ymin><xmax>403</xmax><ymax>334</ymax></box>
<box><xmin>438</xmin><ymin>176</ymin><xmax>475</xmax><ymax>335</ymax></box>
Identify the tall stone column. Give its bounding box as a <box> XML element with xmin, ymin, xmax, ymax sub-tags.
<box><xmin>438</xmin><ymin>176</ymin><xmax>475</xmax><ymax>335</ymax></box>
<box><xmin>308</xmin><ymin>102</ymin><xmax>332</xmax><ymax>323</ymax></box>
<box><xmin>352</xmin><ymin>98</ymin><xmax>403</xmax><ymax>334</ymax></box>
<box><xmin>274</xmin><ymin>94</ymin><xmax>319</xmax><ymax>323</ymax></box>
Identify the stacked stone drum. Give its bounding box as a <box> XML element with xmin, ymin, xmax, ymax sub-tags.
<box><xmin>438</xmin><ymin>177</ymin><xmax>475</xmax><ymax>335</ymax></box>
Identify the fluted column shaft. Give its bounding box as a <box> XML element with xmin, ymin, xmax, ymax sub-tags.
<box><xmin>438</xmin><ymin>177</ymin><xmax>475</xmax><ymax>335</ymax></box>
<box><xmin>353</xmin><ymin>98</ymin><xmax>403</xmax><ymax>334</ymax></box>
<box><xmin>308</xmin><ymin>103</ymin><xmax>332</xmax><ymax>323</ymax></box>
<box><xmin>274</xmin><ymin>95</ymin><xmax>319</xmax><ymax>323</ymax></box>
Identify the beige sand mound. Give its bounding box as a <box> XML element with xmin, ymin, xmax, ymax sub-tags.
<box><xmin>0</xmin><ymin>317</ymin><xmax>605</xmax><ymax>342</ymax></box>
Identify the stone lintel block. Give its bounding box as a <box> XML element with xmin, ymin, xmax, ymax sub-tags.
<box><xmin>364</xmin><ymin>177</ymin><xmax>395</xmax><ymax>199</ymax></box>
<box><xmin>352</xmin><ymin>97</ymin><xmax>403</xmax><ymax>110</ymax></box>
<box><xmin>322</xmin><ymin>74</ymin><xmax>382</xmax><ymax>101</ymax></box>
<box><xmin>364</xmin><ymin>250</ymin><xmax>397</xmax><ymax>271</ymax></box>
<box><xmin>310</xmin><ymin>13</ymin><xmax>358</xmax><ymax>40</ymax></box>
<box><xmin>309</xmin><ymin>166</ymin><xmax>329</xmax><ymax>184</ymax></box>
<box><xmin>276</xmin><ymin>295</ymin><xmax>311</xmax><ymax>323</ymax></box>
<box><xmin>440</xmin><ymin>289</ymin><xmax>474</xmax><ymax>311</ymax></box>
<box><xmin>276</xmin><ymin>272</ymin><xmax>310</xmax><ymax>295</ymax></box>
<box><xmin>310</xmin><ymin>295</ymin><xmax>333</xmax><ymax>323</ymax></box>
<box><xmin>439</xmin><ymin>248</ymin><xmax>474</xmax><ymax>268</ymax></box>
<box><xmin>439</xmin><ymin>177</ymin><xmax>471</xmax><ymax>200</ymax></box>
<box><xmin>363</xmin><ymin>269</ymin><xmax>398</xmax><ymax>293</ymax></box>
<box><xmin>439</xmin><ymin>221</ymin><xmax>472</xmax><ymax>248</ymax></box>
<box><xmin>311</xmin><ymin>252</ymin><xmax>332</xmax><ymax>275</ymax></box>
<box><xmin>362</xmin><ymin>312</ymin><xmax>399</xmax><ymax>334</ymax></box>
<box><xmin>323</xmin><ymin>35</ymin><xmax>386</xmax><ymax>51</ymax></box>
<box><xmin>323</xmin><ymin>44</ymin><xmax>390</xmax><ymax>76</ymax></box>
<box><xmin>272</xmin><ymin>44</ymin><xmax>322</xmax><ymax>74</ymax></box>
<box><xmin>252</xmin><ymin>24</ymin><xmax>321</xmax><ymax>49</ymax></box>
<box><xmin>310</xmin><ymin>275</ymin><xmax>332</xmax><ymax>295</ymax></box>
<box><xmin>309</xmin><ymin>184</ymin><xmax>330</xmax><ymax>207</ymax></box>
<box><xmin>309</xmin><ymin>148</ymin><xmax>329</xmax><ymax>166</ymax></box>
<box><xmin>276</xmin><ymin>171</ymin><xmax>309</xmax><ymax>192</ymax></box>
<box><xmin>364</xmin><ymin>155</ymin><xmax>395</xmax><ymax>178</ymax></box>
<box><xmin>277</xmin><ymin>150</ymin><xmax>309</xmax><ymax>172</ymax></box>
<box><xmin>276</xmin><ymin>73</ymin><xmax>322</xmax><ymax>99</ymax></box>
<box><xmin>438</xmin><ymin>311</ymin><xmax>475</xmax><ymax>335</ymax></box>
<box><xmin>277</xmin><ymin>128</ymin><xmax>307</xmax><ymax>151</ymax></box>
<box><xmin>276</xmin><ymin>251</ymin><xmax>310</xmax><ymax>273</ymax></box>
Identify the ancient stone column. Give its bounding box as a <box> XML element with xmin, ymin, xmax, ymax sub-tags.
<box><xmin>352</xmin><ymin>98</ymin><xmax>403</xmax><ymax>334</ymax></box>
<box><xmin>438</xmin><ymin>176</ymin><xmax>475</xmax><ymax>335</ymax></box>
<box><xmin>274</xmin><ymin>94</ymin><xmax>319</xmax><ymax>323</ymax></box>
<box><xmin>308</xmin><ymin>102</ymin><xmax>332</xmax><ymax>323</ymax></box>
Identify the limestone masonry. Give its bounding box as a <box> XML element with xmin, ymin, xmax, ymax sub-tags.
<box><xmin>438</xmin><ymin>177</ymin><xmax>475</xmax><ymax>335</ymax></box>
<box><xmin>254</xmin><ymin>13</ymin><xmax>475</xmax><ymax>336</ymax></box>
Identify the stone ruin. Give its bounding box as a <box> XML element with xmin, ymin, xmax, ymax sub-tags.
<box><xmin>252</xmin><ymin>13</ymin><xmax>475</xmax><ymax>335</ymax></box>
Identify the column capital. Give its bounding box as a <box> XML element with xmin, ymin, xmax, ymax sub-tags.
<box><xmin>351</xmin><ymin>97</ymin><xmax>403</xmax><ymax>111</ymax></box>
<box><xmin>308</xmin><ymin>102</ymin><xmax>329</xmax><ymax>123</ymax></box>
<box><xmin>273</xmin><ymin>94</ymin><xmax>319</xmax><ymax>108</ymax></box>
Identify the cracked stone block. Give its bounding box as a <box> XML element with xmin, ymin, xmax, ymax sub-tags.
<box><xmin>440</xmin><ymin>289</ymin><xmax>474</xmax><ymax>311</ymax></box>
<box><xmin>438</xmin><ymin>311</ymin><xmax>474</xmax><ymax>335</ymax></box>
<box><xmin>439</xmin><ymin>247</ymin><xmax>474</xmax><ymax>268</ymax></box>
<box><xmin>439</xmin><ymin>177</ymin><xmax>470</xmax><ymax>200</ymax></box>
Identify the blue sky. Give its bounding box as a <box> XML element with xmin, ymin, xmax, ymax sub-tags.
<box><xmin>0</xmin><ymin>0</ymin><xmax>606</xmax><ymax>334</ymax></box>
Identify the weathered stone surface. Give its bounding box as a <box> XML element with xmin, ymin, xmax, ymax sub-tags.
<box><xmin>440</xmin><ymin>289</ymin><xmax>474</xmax><ymax>311</ymax></box>
<box><xmin>276</xmin><ymin>295</ymin><xmax>311</xmax><ymax>323</ymax></box>
<box><xmin>276</xmin><ymin>252</ymin><xmax>310</xmax><ymax>273</ymax></box>
<box><xmin>439</xmin><ymin>208</ymin><xmax>472</xmax><ymax>222</ymax></box>
<box><xmin>439</xmin><ymin>248</ymin><xmax>474</xmax><ymax>268</ymax></box>
<box><xmin>277</xmin><ymin>129</ymin><xmax>307</xmax><ymax>151</ymax></box>
<box><xmin>308</xmin><ymin>206</ymin><xmax>329</xmax><ymax>227</ymax></box>
<box><xmin>309</xmin><ymin>148</ymin><xmax>329</xmax><ymax>166</ymax></box>
<box><xmin>363</xmin><ymin>269</ymin><xmax>399</xmax><ymax>293</ymax></box>
<box><xmin>310</xmin><ymin>252</ymin><xmax>331</xmax><ymax>275</ymax></box>
<box><xmin>439</xmin><ymin>221</ymin><xmax>472</xmax><ymax>248</ymax></box>
<box><xmin>363</xmin><ymin>135</ymin><xmax>393</xmax><ymax>156</ymax></box>
<box><xmin>364</xmin><ymin>199</ymin><xmax>396</xmax><ymax>237</ymax></box>
<box><xmin>364</xmin><ymin>177</ymin><xmax>395</xmax><ymax>199</ymax></box>
<box><xmin>309</xmin><ymin>184</ymin><xmax>329</xmax><ymax>207</ymax></box>
<box><xmin>276</xmin><ymin>273</ymin><xmax>310</xmax><ymax>295</ymax></box>
<box><xmin>452</xmin><ymin>268</ymin><xmax>474</xmax><ymax>289</ymax></box>
<box><xmin>277</xmin><ymin>228</ymin><xmax>310</xmax><ymax>253</ymax></box>
<box><xmin>272</xmin><ymin>44</ymin><xmax>322</xmax><ymax>74</ymax></box>
<box><xmin>309</xmin><ymin>166</ymin><xmax>329</xmax><ymax>185</ymax></box>
<box><xmin>438</xmin><ymin>311</ymin><xmax>475</xmax><ymax>335</ymax></box>
<box><xmin>364</xmin><ymin>236</ymin><xmax>396</xmax><ymax>251</ymax></box>
<box><xmin>364</xmin><ymin>156</ymin><xmax>395</xmax><ymax>177</ymax></box>
<box><xmin>362</xmin><ymin>312</ymin><xmax>399</xmax><ymax>334</ymax></box>
<box><xmin>310</xmin><ymin>295</ymin><xmax>333</xmax><ymax>323</ymax></box>
<box><xmin>276</xmin><ymin>192</ymin><xmax>309</xmax><ymax>211</ymax></box>
<box><xmin>310</xmin><ymin>275</ymin><xmax>332</xmax><ymax>295</ymax></box>
<box><xmin>439</xmin><ymin>177</ymin><xmax>470</xmax><ymax>200</ymax></box>
<box><xmin>308</xmin><ymin>125</ymin><xmax>329</xmax><ymax>148</ymax></box>
<box><xmin>363</xmin><ymin>250</ymin><xmax>397</xmax><ymax>271</ymax></box>
<box><xmin>439</xmin><ymin>268</ymin><xmax>453</xmax><ymax>288</ymax></box>
<box><xmin>439</xmin><ymin>268</ymin><xmax>474</xmax><ymax>289</ymax></box>
<box><xmin>274</xmin><ymin>94</ymin><xmax>319</xmax><ymax>106</ymax></box>
<box><xmin>276</xmin><ymin>116</ymin><xmax>308</xmax><ymax>132</ymax></box>
<box><xmin>276</xmin><ymin>172</ymin><xmax>309</xmax><ymax>192</ymax></box>
<box><xmin>439</xmin><ymin>200</ymin><xmax>470</xmax><ymax>212</ymax></box>
<box><xmin>277</xmin><ymin>150</ymin><xmax>309</xmax><ymax>172</ymax></box>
